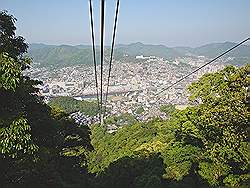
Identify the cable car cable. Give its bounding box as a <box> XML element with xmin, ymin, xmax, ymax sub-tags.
<box><xmin>88</xmin><ymin>0</ymin><xmax>101</xmax><ymax>123</ymax></box>
<box><xmin>103</xmin><ymin>0</ymin><xmax>120</xmax><ymax>119</ymax></box>
<box><xmin>100</xmin><ymin>0</ymin><xmax>105</xmax><ymax>124</ymax></box>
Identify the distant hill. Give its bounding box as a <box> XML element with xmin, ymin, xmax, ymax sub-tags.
<box><xmin>192</xmin><ymin>42</ymin><xmax>250</xmax><ymax>58</ymax></box>
<box><xmin>28</xmin><ymin>42</ymin><xmax>250</xmax><ymax>67</ymax></box>
<box><xmin>28</xmin><ymin>44</ymin><xmax>95</xmax><ymax>67</ymax></box>
<box><xmin>115</xmin><ymin>42</ymin><xmax>182</xmax><ymax>58</ymax></box>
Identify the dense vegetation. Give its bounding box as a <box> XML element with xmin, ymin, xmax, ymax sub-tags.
<box><xmin>0</xmin><ymin>11</ymin><xmax>92</xmax><ymax>187</ymax></box>
<box><xmin>105</xmin><ymin>112</ymin><xmax>138</xmax><ymax>126</ymax></box>
<box><xmin>48</xmin><ymin>96</ymin><xmax>100</xmax><ymax>117</ymax></box>
<box><xmin>0</xmin><ymin>11</ymin><xmax>249</xmax><ymax>188</ymax></box>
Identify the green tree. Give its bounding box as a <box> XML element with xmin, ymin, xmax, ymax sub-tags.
<box><xmin>0</xmin><ymin>10</ymin><xmax>29</xmax><ymax>68</ymax></box>
<box><xmin>172</xmin><ymin>65</ymin><xmax>249</xmax><ymax>186</ymax></box>
<box><xmin>160</xmin><ymin>104</ymin><xmax>176</xmax><ymax>116</ymax></box>
<box><xmin>0</xmin><ymin>10</ymin><xmax>37</xmax><ymax>160</ymax></box>
<box><xmin>0</xmin><ymin>11</ymin><xmax>92</xmax><ymax>187</ymax></box>
<box><xmin>135</xmin><ymin>106</ymin><xmax>145</xmax><ymax>115</ymax></box>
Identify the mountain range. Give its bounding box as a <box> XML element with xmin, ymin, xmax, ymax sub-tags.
<box><xmin>28</xmin><ymin>42</ymin><xmax>250</xmax><ymax>67</ymax></box>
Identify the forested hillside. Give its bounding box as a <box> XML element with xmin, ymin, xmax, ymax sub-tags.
<box><xmin>0</xmin><ymin>11</ymin><xmax>249</xmax><ymax>188</ymax></box>
<box><xmin>28</xmin><ymin>42</ymin><xmax>250</xmax><ymax>67</ymax></box>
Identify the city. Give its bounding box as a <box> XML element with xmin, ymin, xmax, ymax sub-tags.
<box><xmin>25</xmin><ymin>54</ymin><xmax>226</xmax><ymax>125</ymax></box>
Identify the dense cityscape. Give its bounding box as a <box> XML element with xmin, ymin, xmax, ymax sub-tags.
<box><xmin>25</xmin><ymin>54</ymin><xmax>226</xmax><ymax>125</ymax></box>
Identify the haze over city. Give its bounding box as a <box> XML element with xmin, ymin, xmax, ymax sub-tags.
<box><xmin>1</xmin><ymin>0</ymin><xmax>250</xmax><ymax>46</ymax></box>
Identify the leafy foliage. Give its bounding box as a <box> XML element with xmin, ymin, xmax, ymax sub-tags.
<box><xmin>0</xmin><ymin>10</ymin><xmax>29</xmax><ymax>68</ymax></box>
<box><xmin>0</xmin><ymin>53</ymin><xmax>21</xmax><ymax>90</ymax></box>
<box><xmin>87</xmin><ymin>120</ymin><xmax>160</xmax><ymax>173</ymax></box>
<box><xmin>0</xmin><ymin>11</ymin><xmax>93</xmax><ymax>187</ymax></box>
<box><xmin>92</xmin><ymin>154</ymin><xmax>164</xmax><ymax>188</ymax></box>
<box><xmin>171</xmin><ymin>65</ymin><xmax>250</xmax><ymax>186</ymax></box>
<box><xmin>0</xmin><ymin>116</ymin><xmax>38</xmax><ymax>158</ymax></box>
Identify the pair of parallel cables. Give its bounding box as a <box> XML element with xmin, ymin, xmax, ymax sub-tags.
<box><xmin>89</xmin><ymin>0</ymin><xmax>120</xmax><ymax>124</ymax></box>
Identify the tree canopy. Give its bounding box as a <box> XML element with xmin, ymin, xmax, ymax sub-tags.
<box><xmin>0</xmin><ymin>11</ymin><xmax>92</xmax><ymax>187</ymax></box>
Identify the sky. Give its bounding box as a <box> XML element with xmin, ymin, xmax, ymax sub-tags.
<box><xmin>1</xmin><ymin>0</ymin><xmax>250</xmax><ymax>47</ymax></box>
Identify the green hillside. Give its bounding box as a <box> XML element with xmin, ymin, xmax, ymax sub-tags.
<box><xmin>192</xmin><ymin>42</ymin><xmax>250</xmax><ymax>57</ymax></box>
<box><xmin>28</xmin><ymin>42</ymin><xmax>250</xmax><ymax>68</ymax></box>
<box><xmin>115</xmin><ymin>42</ymin><xmax>183</xmax><ymax>58</ymax></box>
<box><xmin>28</xmin><ymin>44</ymin><xmax>95</xmax><ymax>67</ymax></box>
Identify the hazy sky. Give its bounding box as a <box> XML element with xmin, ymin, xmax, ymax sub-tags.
<box><xmin>1</xmin><ymin>0</ymin><xmax>250</xmax><ymax>47</ymax></box>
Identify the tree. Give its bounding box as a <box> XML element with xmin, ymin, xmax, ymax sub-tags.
<box><xmin>0</xmin><ymin>11</ymin><xmax>92</xmax><ymax>187</ymax></box>
<box><xmin>0</xmin><ymin>11</ymin><xmax>28</xmax><ymax>56</ymax></box>
<box><xmin>160</xmin><ymin>104</ymin><xmax>176</xmax><ymax>117</ymax></box>
<box><xmin>0</xmin><ymin>11</ymin><xmax>37</xmax><ymax>160</ymax></box>
<box><xmin>172</xmin><ymin>65</ymin><xmax>250</xmax><ymax>187</ymax></box>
